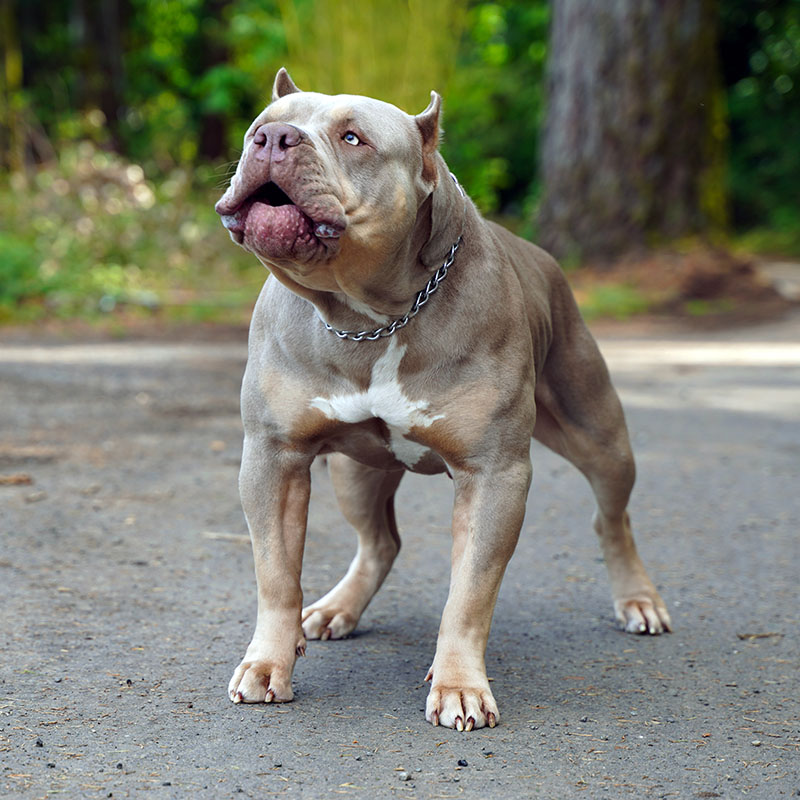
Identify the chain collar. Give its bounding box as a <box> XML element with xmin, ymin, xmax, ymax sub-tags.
<box><xmin>321</xmin><ymin>172</ymin><xmax>466</xmax><ymax>343</ymax></box>
<box><xmin>321</xmin><ymin>237</ymin><xmax>462</xmax><ymax>341</ymax></box>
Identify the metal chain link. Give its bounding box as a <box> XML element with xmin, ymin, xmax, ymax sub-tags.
<box><xmin>321</xmin><ymin>236</ymin><xmax>462</xmax><ymax>342</ymax></box>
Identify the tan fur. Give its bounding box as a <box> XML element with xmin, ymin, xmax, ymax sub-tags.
<box><xmin>217</xmin><ymin>69</ymin><xmax>671</xmax><ymax>731</ymax></box>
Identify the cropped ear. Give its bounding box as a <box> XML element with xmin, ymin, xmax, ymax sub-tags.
<box><xmin>272</xmin><ymin>68</ymin><xmax>301</xmax><ymax>102</ymax></box>
<box><xmin>415</xmin><ymin>91</ymin><xmax>441</xmax><ymax>184</ymax></box>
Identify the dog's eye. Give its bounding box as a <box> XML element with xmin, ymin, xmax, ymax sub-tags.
<box><xmin>342</xmin><ymin>132</ymin><xmax>360</xmax><ymax>146</ymax></box>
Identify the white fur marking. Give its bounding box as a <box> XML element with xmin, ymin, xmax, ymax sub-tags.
<box><xmin>340</xmin><ymin>295</ymin><xmax>391</xmax><ymax>325</ymax></box>
<box><xmin>310</xmin><ymin>339</ymin><xmax>443</xmax><ymax>467</ymax></box>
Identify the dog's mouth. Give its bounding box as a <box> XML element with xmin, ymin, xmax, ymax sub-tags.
<box><xmin>249</xmin><ymin>181</ymin><xmax>295</xmax><ymax>210</ymax></box>
<box><xmin>216</xmin><ymin>181</ymin><xmax>343</xmax><ymax>258</ymax></box>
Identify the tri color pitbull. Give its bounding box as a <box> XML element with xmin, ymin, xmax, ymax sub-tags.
<box><xmin>215</xmin><ymin>68</ymin><xmax>671</xmax><ymax>731</ymax></box>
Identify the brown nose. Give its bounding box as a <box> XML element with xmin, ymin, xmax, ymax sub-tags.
<box><xmin>251</xmin><ymin>122</ymin><xmax>304</xmax><ymax>162</ymax></box>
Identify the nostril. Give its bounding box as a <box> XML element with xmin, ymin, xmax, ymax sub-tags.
<box><xmin>251</xmin><ymin>123</ymin><xmax>303</xmax><ymax>156</ymax></box>
<box><xmin>279</xmin><ymin>128</ymin><xmax>302</xmax><ymax>149</ymax></box>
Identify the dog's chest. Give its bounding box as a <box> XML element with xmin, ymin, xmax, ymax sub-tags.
<box><xmin>310</xmin><ymin>340</ymin><xmax>442</xmax><ymax>468</ymax></box>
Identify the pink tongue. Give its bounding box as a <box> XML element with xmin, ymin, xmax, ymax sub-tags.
<box><xmin>245</xmin><ymin>201</ymin><xmax>315</xmax><ymax>253</ymax></box>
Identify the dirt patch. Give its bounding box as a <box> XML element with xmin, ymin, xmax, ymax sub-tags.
<box><xmin>570</xmin><ymin>246</ymin><xmax>794</xmax><ymax>327</ymax></box>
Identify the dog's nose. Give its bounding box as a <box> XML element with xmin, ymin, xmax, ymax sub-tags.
<box><xmin>252</xmin><ymin>122</ymin><xmax>304</xmax><ymax>161</ymax></box>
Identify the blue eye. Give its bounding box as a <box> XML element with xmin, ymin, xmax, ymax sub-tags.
<box><xmin>343</xmin><ymin>132</ymin><xmax>360</xmax><ymax>146</ymax></box>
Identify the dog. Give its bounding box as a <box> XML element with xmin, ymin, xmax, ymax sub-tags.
<box><xmin>215</xmin><ymin>68</ymin><xmax>671</xmax><ymax>731</ymax></box>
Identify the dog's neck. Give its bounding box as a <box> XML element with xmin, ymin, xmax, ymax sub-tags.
<box><xmin>318</xmin><ymin>236</ymin><xmax>462</xmax><ymax>341</ymax></box>
<box><xmin>263</xmin><ymin>171</ymin><xmax>467</xmax><ymax>340</ymax></box>
<box><xmin>318</xmin><ymin>172</ymin><xmax>468</xmax><ymax>339</ymax></box>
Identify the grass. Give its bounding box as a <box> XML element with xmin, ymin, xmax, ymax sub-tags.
<box><xmin>575</xmin><ymin>283</ymin><xmax>652</xmax><ymax>321</ymax></box>
<box><xmin>731</xmin><ymin>227</ymin><xmax>800</xmax><ymax>260</ymax></box>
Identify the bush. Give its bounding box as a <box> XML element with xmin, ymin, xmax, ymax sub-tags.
<box><xmin>0</xmin><ymin>143</ymin><xmax>263</xmax><ymax>323</ymax></box>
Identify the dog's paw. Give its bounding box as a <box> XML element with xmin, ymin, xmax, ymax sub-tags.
<box><xmin>614</xmin><ymin>594</ymin><xmax>672</xmax><ymax>635</ymax></box>
<box><xmin>228</xmin><ymin>660</ymin><xmax>294</xmax><ymax>704</ymax></box>
<box><xmin>424</xmin><ymin>671</ymin><xmax>499</xmax><ymax>731</ymax></box>
<box><xmin>301</xmin><ymin>603</ymin><xmax>357</xmax><ymax>640</ymax></box>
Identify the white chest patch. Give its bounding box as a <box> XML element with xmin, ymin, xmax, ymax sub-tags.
<box><xmin>310</xmin><ymin>339</ymin><xmax>443</xmax><ymax>467</ymax></box>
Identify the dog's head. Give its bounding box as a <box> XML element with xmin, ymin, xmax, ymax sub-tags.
<box><xmin>216</xmin><ymin>69</ymin><xmax>463</xmax><ymax>299</ymax></box>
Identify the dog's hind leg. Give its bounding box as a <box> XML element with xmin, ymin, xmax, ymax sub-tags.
<box><xmin>302</xmin><ymin>454</ymin><xmax>404</xmax><ymax>640</ymax></box>
<box><xmin>533</xmin><ymin>323</ymin><xmax>672</xmax><ymax>635</ymax></box>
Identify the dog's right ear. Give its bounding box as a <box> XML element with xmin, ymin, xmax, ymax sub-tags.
<box><xmin>415</xmin><ymin>91</ymin><xmax>441</xmax><ymax>185</ymax></box>
<box><xmin>272</xmin><ymin>68</ymin><xmax>301</xmax><ymax>102</ymax></box>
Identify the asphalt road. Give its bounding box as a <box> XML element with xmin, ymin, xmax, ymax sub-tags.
<box><xmin>1</xmin><ymin>311</ymin><xmax>799</xmax><ymax>799</ymax></box>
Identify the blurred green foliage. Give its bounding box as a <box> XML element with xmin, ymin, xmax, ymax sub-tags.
<box><xmin>443</xmin><ymin>2</ymin><xmax>549</xmax><ymax>215</ymax></box>
<box><xmin>0</xmin><ymin>144</ymin><xmax>262</xmax><ymax>321</ymax></box>
<box><xmin>1</xmin><ymin>0</ymin><xmax>799</xmax><ymax>323</ymax></box>
<box><xmin>721</xmin><ymin>0</ymin><xmax>800</xmax><ymax>248</ymax></box>
<box><xmin>576</xmin><ymin>284</ymin><xmax>651</xmax><ymax>322</ymax></box>
<box><xmin>277</xmin><ymin>0</ymin><xmax>465</xmax><ymax>112</ymax></box>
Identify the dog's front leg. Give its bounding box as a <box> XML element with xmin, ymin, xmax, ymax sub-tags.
<box><xmin>426</xmin><ymin>459</ymin><xmax>532</xmax><ymax>730</ymax></box>
<box><xmin>229</xmin><ymin>434</ymin><xmax>311</xmax><ymax>704</ymax></box>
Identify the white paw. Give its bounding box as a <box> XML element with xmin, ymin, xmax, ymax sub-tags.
<box><xmin>614</xmin><ymin>595</ymin><xmax>672</xmax><ymax>635</ymax></box>
<box><xmin>424</xmin><ymin>667</ymin><xmax>499</xmax><ymax>730</ymax></box>
<box><xmin>228</xmin><ymin>634</ymin><xmax>305</xmax><ymax>704</ymax></box>
<box><xmin>301</xmin><ymin>604</ymin><xmax>357</xmax><ymax>640</ymax></box>
<box><xmin>228</xmin><ymin>659</ymin><xmax>295</xmax><ymax>704</ymax></box>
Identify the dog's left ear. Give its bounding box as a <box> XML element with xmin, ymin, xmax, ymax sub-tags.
<box><xmin>415</xmin><ymin>92</ymin><xmax>463</xmax><ymax>267</ymax></box>
<box><xmin>415</xmin><ymin>91</ymin><xmax>441</xmax><ymax>185</ymax></box>
<box><xmin>272</xmin><ymin>68</ymin><xmax>301</xmax><ymax>102</ymax></box>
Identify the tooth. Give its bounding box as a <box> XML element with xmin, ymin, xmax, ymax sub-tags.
<box><xmin>314</xmin><ymin>223</ymin><xmax>340</xmax><ymax>239</ymax></box>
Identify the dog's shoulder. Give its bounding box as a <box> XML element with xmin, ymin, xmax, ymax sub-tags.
<box><xmin>484</xmin><ymin>221</ymin><xmax>560</xmax><ymax>281</ymax></box>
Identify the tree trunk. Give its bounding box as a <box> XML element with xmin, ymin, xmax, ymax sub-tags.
<box><xmin>71</xmin><ymin>0</ymin><xmax>127</xmax><ymax>151</ymax></box>
<box><xmin>537</xmin><ymin>0</ymin><xmax>725</xmax><ymax>263</ymax></box>
<box><xmin>98</xmin><ymin>0</ymin><xmax>126</xmax><ymax>144</ymax></box>
<box><xmin>197</xmin><ymin>0</ymin><xmax>230</xmax><ymax>161</ymax></box>
<box><xmin>0</xmin><ymin>0</ymin><xmax>25</xmax><ymax>172</ymax></box>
